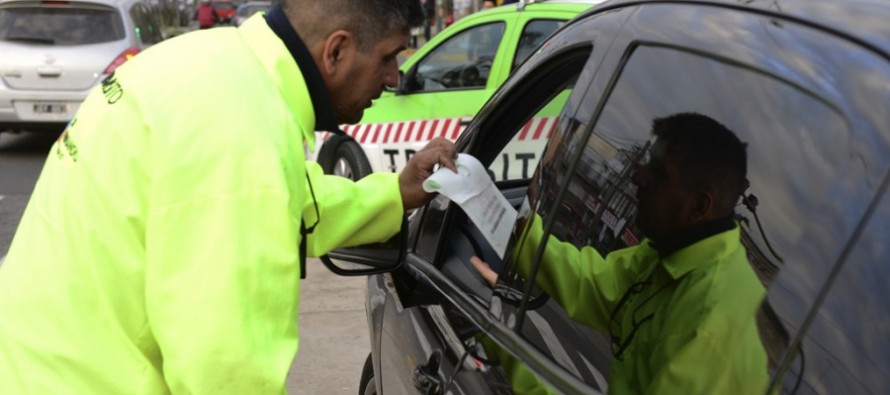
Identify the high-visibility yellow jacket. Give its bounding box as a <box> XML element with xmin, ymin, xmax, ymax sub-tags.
<box><xmin>0</xmin><ymin>14</ymin><xmax>402</xmax><ymax>395</ymax></box>
<box><xmin>495</xmin><ymin>215</ymin><xmax>768</xmax><ymax>395</ymax></box>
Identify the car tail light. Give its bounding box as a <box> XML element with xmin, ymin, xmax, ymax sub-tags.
<box><xmin>104</xmin><ymin>47</ymin><xmax>140</xmax><ymax>75</ymax></box>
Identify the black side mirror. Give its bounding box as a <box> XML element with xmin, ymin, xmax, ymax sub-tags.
<box><xmin>319</xmin><ymin>215</ymin><xmax>407</xmax><ymax>276</ymax></box>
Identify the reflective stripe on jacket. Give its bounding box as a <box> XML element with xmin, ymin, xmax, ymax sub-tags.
<box><xmin>0</xmin><ymin>15</ymin><xmax>402</xmax><ymax>394</ymax></box>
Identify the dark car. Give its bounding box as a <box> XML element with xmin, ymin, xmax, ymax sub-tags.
<box><xmin>330</xmin><ymin>0</ymin><xmax>890</xmax><ymax>394</ymax></box>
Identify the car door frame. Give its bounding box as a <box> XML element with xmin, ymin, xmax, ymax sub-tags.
<box><xmin>384</xmin><ymin>7</ymin><xmax>635</xmax><ymax>395</ymax></box>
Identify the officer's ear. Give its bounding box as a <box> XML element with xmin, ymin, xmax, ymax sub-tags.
<box><xmin>321</xmin><ymin>30</ymin><xmax>355</xmax><ymax>76</ymax></box>
<box><xmin>688</xmin><ymin>190</ymin><xmax>715</xmax><ymax>224</ymax></box>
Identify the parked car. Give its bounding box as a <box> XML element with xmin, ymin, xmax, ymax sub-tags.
<box><xmin>327</xmin><ymin>0</ymin><xmax>890</xmax><ymax>394</ymax></box>
<box><xmin>231</xmin><ymin>0</ymin><xmax>270</xmax><ymax>27</ymax></box>
<box><xmin>0</xmin><ymin>0</ymin><xmax>163</xmax><ymax>134</ymax></box>
<box><xmin>313</xmin><ymin>0</ymin><xmax>600</xmax><ymax>181</ymax></box>
<box><xmin>210</xmin><ymin>0</ymin><xmax>234</xmax><ymax>23</ymax></box>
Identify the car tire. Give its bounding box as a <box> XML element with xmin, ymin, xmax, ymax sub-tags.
<box><xmin>358</xmin><ymin>353</ymin><xmax>376</xmax><ymax>395</ymax></box>
<box><xmin>318</xmin><ymin>134</ymin><xmax>373</xmax><ymax>180</ymax></box>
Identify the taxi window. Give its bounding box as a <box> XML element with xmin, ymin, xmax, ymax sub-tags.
<box><xmin>409</xmin><ymin>22</ymin><xmax>505</xmax><ymax>91</ymax></box>
<box><xmin>512</xmin><ymin>19</ymin><xmax>565</xmax><ymax>71</ymax></box>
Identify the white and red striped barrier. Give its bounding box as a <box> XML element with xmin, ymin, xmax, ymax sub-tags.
<box><xmin>314</xmin><ymin>116</ymin><xmax>558</xmax><ymax>179</ymax></box>
<box><xmin>320</xmin><ymin>116</ymin><xmax>557</xmax><ymax>144</ymax></box>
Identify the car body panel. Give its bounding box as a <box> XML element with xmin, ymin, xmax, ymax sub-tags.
<box><xmin>1</xmin><ymin>41</ymin><xmax>131</xmax><ymax>91</ymax></box>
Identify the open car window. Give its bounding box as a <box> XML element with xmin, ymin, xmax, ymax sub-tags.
<box><xmin>429</xmin><ymin>45</ymin><xmax>595</xmax><ymax>301</ymax></box>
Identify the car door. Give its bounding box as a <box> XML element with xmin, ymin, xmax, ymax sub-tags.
<box><xmin>379</xmin><ymin>8</ymin><xmax>633</xmax><ymax>395</ymax></box>
<box><xmin>494</xmin><ymin>2</ymin><xmax>890</xmax><ymax>394</ymax></box>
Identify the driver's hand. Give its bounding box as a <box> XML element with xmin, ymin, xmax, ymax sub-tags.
<box><xmin>469</xmin><ymin>256</ymin><xmax>498</xmax><ymax>288</ymax></box>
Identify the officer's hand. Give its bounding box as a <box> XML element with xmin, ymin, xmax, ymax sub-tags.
<box><xmin>399</xmin><ymin>137</ymin><xmax>457</xmax><ymax>210</ymax></box>
<box><xmin>469</xmin><ymin>256</ymin><xmax>498</xmax><ymax>287</ymax></box>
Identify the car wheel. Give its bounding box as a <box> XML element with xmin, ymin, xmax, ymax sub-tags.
<box><xmin>317</xmin><ymin>134</ymin><xmax>373</xmax><ymax>180</ymax></box>
<box><xmin>332</xmin><ymin>140</ymin><xmax>372</xmax><ymax>180</ymax></box>
<box><xmin>358</xmin><ymin>353</ymin><xmax>376</xmax><ymax>395</ymax></box>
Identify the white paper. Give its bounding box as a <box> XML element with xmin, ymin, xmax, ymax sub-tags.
<box><xmin>423</xmin><ymin>154</ymin><xmax>517</xmax><ymax>258</ymax></box>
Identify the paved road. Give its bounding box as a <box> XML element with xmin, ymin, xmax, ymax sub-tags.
<box><xmin>0</xmin><ymin>131</ymin><xmax>370</xmax><ymax>394</ymax></box>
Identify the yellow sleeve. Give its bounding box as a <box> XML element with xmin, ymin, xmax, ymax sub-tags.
<box><xmin>511</xmin><ymin>214</ymin><xmax>641</xmax><ymax>331</ymax></box>
<box><xmin>302</xmin><ymin>162</ymin><xmax>404</xmax><ymax>256</ymax></box>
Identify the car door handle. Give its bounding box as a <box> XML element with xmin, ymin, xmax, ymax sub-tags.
<box><xmin>412</xmin><ymin>350</ymin><xmax>444</xmax><ymax>395</ymax></box>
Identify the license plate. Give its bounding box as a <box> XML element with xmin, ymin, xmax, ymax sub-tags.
<box><xmin>33</xmin><ymin>102</ymin><xmax>68</xmax><ymax>114</ymax></box>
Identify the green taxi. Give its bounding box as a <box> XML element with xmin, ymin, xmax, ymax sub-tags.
<box><xmin>315</xmin><ymin>0</ymin><xmax>597</xmax><ymax>180</ymax></box>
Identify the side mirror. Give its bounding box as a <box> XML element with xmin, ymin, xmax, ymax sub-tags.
<box><xmin>319</xmin><ymin>216</ymin><xmax>407</xmax><ymax>276</ymax></box>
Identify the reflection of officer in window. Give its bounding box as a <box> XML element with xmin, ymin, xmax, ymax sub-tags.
<box><xmin>473</xmin><ymin>113</ymin><xmax>768</xmax><ymax>395</ymax></box>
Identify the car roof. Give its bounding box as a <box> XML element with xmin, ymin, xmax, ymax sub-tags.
<box><xmin>589</xmin><ymin>0</ymin><xmax>890</xmax><ymax>57</ymax></box>
<box><xmin>464</xmin><ymin>0</ymin><xmax>598</xmax><ymax>22</ymax></box>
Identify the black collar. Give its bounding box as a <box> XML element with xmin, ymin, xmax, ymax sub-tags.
<box><xmin>265</xmin><ymin>4</ymin><xmax>341</xmax><ymax>133</ymax></box>
<box><xmin>650</xmin><ymin>215</ymin><xmax>736</xmax><ymax>257</ymax></box>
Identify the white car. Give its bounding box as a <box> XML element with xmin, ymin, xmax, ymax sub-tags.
<box><xmin>0</xmin><ymin>0</ymin><xmax>164</xmax><ymax>135</ymax></box>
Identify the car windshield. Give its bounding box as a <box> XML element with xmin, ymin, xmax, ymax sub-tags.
<box><xmin>0</xmin><ymin>4</ymin><xmax>125</xmax><ymax>45</ymax></box>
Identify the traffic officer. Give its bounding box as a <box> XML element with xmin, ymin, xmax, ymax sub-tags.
<box><xmin>0</xmin><ymin>0</ymin><xmax>453</xmax><ymax>394</ymax></box>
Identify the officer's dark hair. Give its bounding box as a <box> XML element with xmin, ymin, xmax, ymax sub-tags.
<box><xmin>652</xmin><ymin>112</ymin><xmax>748</xmax><ymax>216</ymax></box>
<box><xmin>284</xmin><ymin>0</ymin><xmax>424</xmax><ymax>52</ymax></box>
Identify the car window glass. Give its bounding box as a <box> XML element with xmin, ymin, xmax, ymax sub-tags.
<box><xmin>410</xmin><ymin>22</ymin><xmax>505</xmax><ymax>92</ymax></box>
<box><xmin>774</xmin><ymin>188</ymin><xmax>890</xmax><ymax>394</ymax></box>
<box><xmin>501</xmin><ymin>42</ymin><xmax>883</xmax><ymax>392</ymax></box>
<box><xmin>512</xmin><ymin>19</ymin><xmax>565</xmax><ymax>71</ymax></box>
<box><xmin>486</xmin><ymin>88</ymin><xmax>572</xmax><ymax>183</ymax></box>
<box><xmin>0</xmin><ymin>5</ymin><xmax>125</xmax><ymax>45</ymax></box>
